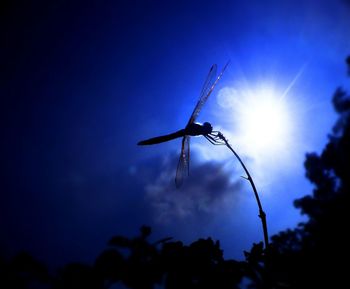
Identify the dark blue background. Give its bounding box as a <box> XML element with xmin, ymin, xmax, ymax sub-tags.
<box><xmin>2</xmin><ymin>0</ymin><xmax>349</xmax><ymax>267</ymax></box>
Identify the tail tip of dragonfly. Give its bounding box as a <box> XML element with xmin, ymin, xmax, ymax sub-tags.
<box><xmin>137</xmin><ymin>140</ymin><xmax>147</xmax><ymax>145</ymax></box>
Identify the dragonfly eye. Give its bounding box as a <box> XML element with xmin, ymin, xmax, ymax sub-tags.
<box><xmin>203</xmin><ymin>122</ymin><xmax>213</xmax><ymax>133</ymax></box>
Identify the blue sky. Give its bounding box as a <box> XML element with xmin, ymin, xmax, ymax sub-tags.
<box><xmin>2</xmin><ymin>0</ymin><xmax>350</xmax><ymax>267</ymax></box>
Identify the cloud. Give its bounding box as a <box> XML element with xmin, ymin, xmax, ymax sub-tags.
<box><xmin>141</xmin><ymin>152</ymin><xmax>244</xmax><ymax>224</ymax></box>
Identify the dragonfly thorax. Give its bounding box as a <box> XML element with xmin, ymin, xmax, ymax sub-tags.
<box><xmin>185</xmin><ymin>122</ymin><xmax>213</xmax><ymax>136</ymax></box>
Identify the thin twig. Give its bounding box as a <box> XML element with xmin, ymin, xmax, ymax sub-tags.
<box><xmin>215</xmin><ymin>132</ymin><xmax>269</xmax><ymax>249</ymax></box>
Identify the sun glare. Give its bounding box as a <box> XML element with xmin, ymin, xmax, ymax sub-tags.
<box><xmin>217</xmin><ymin>84</ymin><xmax>294</xmax><ymax>160</ymax></box>
<box><xmin>240</xmin><ymin>87</ymin><xmax>291</xmax><ymax>153</ymax></box>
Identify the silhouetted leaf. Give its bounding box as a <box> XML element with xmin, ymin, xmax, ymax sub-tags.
<box><xmin>140</xmin><ymin>225</ymin><xmax>152</xmax><ymax>239</ymax></box>
<box><xmin>94</xmin><ymin>249</ymin><xmax>124</xmax><ymax>282</ymax></box>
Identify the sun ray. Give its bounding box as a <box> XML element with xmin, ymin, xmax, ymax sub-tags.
<box><xmin>280</xmin><ymin>63</ymin><xmax>308</xmax><ymax>100</ymax></box>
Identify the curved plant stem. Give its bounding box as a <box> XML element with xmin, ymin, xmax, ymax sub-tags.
<box><xmin>217</xmin><ymin>132</ymin><xmax>269</xmax><ymax>249</ymax></box>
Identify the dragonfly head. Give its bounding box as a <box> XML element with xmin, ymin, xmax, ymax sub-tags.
<box><xmin>203</xmin><ymin>122</ymin><xmax>213</xmax><ymax>134</ymax></box>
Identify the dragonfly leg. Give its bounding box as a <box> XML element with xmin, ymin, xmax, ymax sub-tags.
<box><xmin>204</xmin><ymin>135</ymin><xmax>218</xmax><ymax>144</ymax></box>
<box><xmin>204</xmin><ymin>134</ymin><xmax>226</xmax><ymax>145</ymax></box>
<box><xmin>209</xmin><ymin>131</ymin><xmax>227</xmax><ymax>142</ymax></box>
<box><xmin>209</xmin><ymin>133</ymin><xmax>226</xmax><ymax>143</ymax></box>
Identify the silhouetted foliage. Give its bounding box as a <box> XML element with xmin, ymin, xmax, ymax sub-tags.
<box><xmin>104</xmin><ymin>226</ymin><xmax>245</xmax><ymax>289</ymax></box>
<box><xmin>0</xmin><ymin>252</ymin><xmax>50</xmax><ymax>289</ymax></box>
<box><xmin>2</xmin><ymin>56</ymin><xmax>349</xmax><ymax>288</ymax></box>
<box><xmin>258</xmin><ymin>55</ymin><xmax>350</xmax><ymax>288</ymax></box>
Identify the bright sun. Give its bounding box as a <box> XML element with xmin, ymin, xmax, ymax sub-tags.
<box><xmin>240</xmin><ymin>87</ymin><xmax>291</xmax><ymax>153</ymax></box>
<box><xmin>217</xmin><ymin>83</ymin><xmax>294</xmax><ymax>159</ymax></box>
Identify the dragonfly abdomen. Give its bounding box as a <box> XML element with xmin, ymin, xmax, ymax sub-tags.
<box><xmin>138</xmin><ymin>129</ymin><xmax>185</xmax><ymax>145</ymax></box>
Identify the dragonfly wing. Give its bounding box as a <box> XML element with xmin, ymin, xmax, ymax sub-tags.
<box><xmin>187</xmin><ymin>136</ymin><xmax>190</xmax><ymax>177</ymax></box>
<box><xmin>187</xmin><ymin>62</ymin><xmax>230</xmax><ymax>126</ymax></box>
<box><xmin>175</xmin><ymin>136</ymin><xmax>190</xmax><ymax>188</ymax></box>
<box><xmin>187</xmin><ymin>64</ymin><xmax>217</xmax><ymax>125</ymax></box>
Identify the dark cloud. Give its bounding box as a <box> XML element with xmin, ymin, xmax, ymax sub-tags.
<box><xmin>141</xmin><ymin>152</ymin><xmax>244</xmax><ymax>224</ymax></box>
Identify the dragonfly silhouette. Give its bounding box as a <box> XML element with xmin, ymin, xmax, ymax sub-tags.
<box><xmin>138</xmin><ymin>62</ymin><xmax>229</xmax><ymax>187</ymax></box>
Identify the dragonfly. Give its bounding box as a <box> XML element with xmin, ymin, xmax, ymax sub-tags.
<box><xmin>138</xmin><ymin>62</ymin><xmax>229</xmax><ymax>187</ymax></box>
